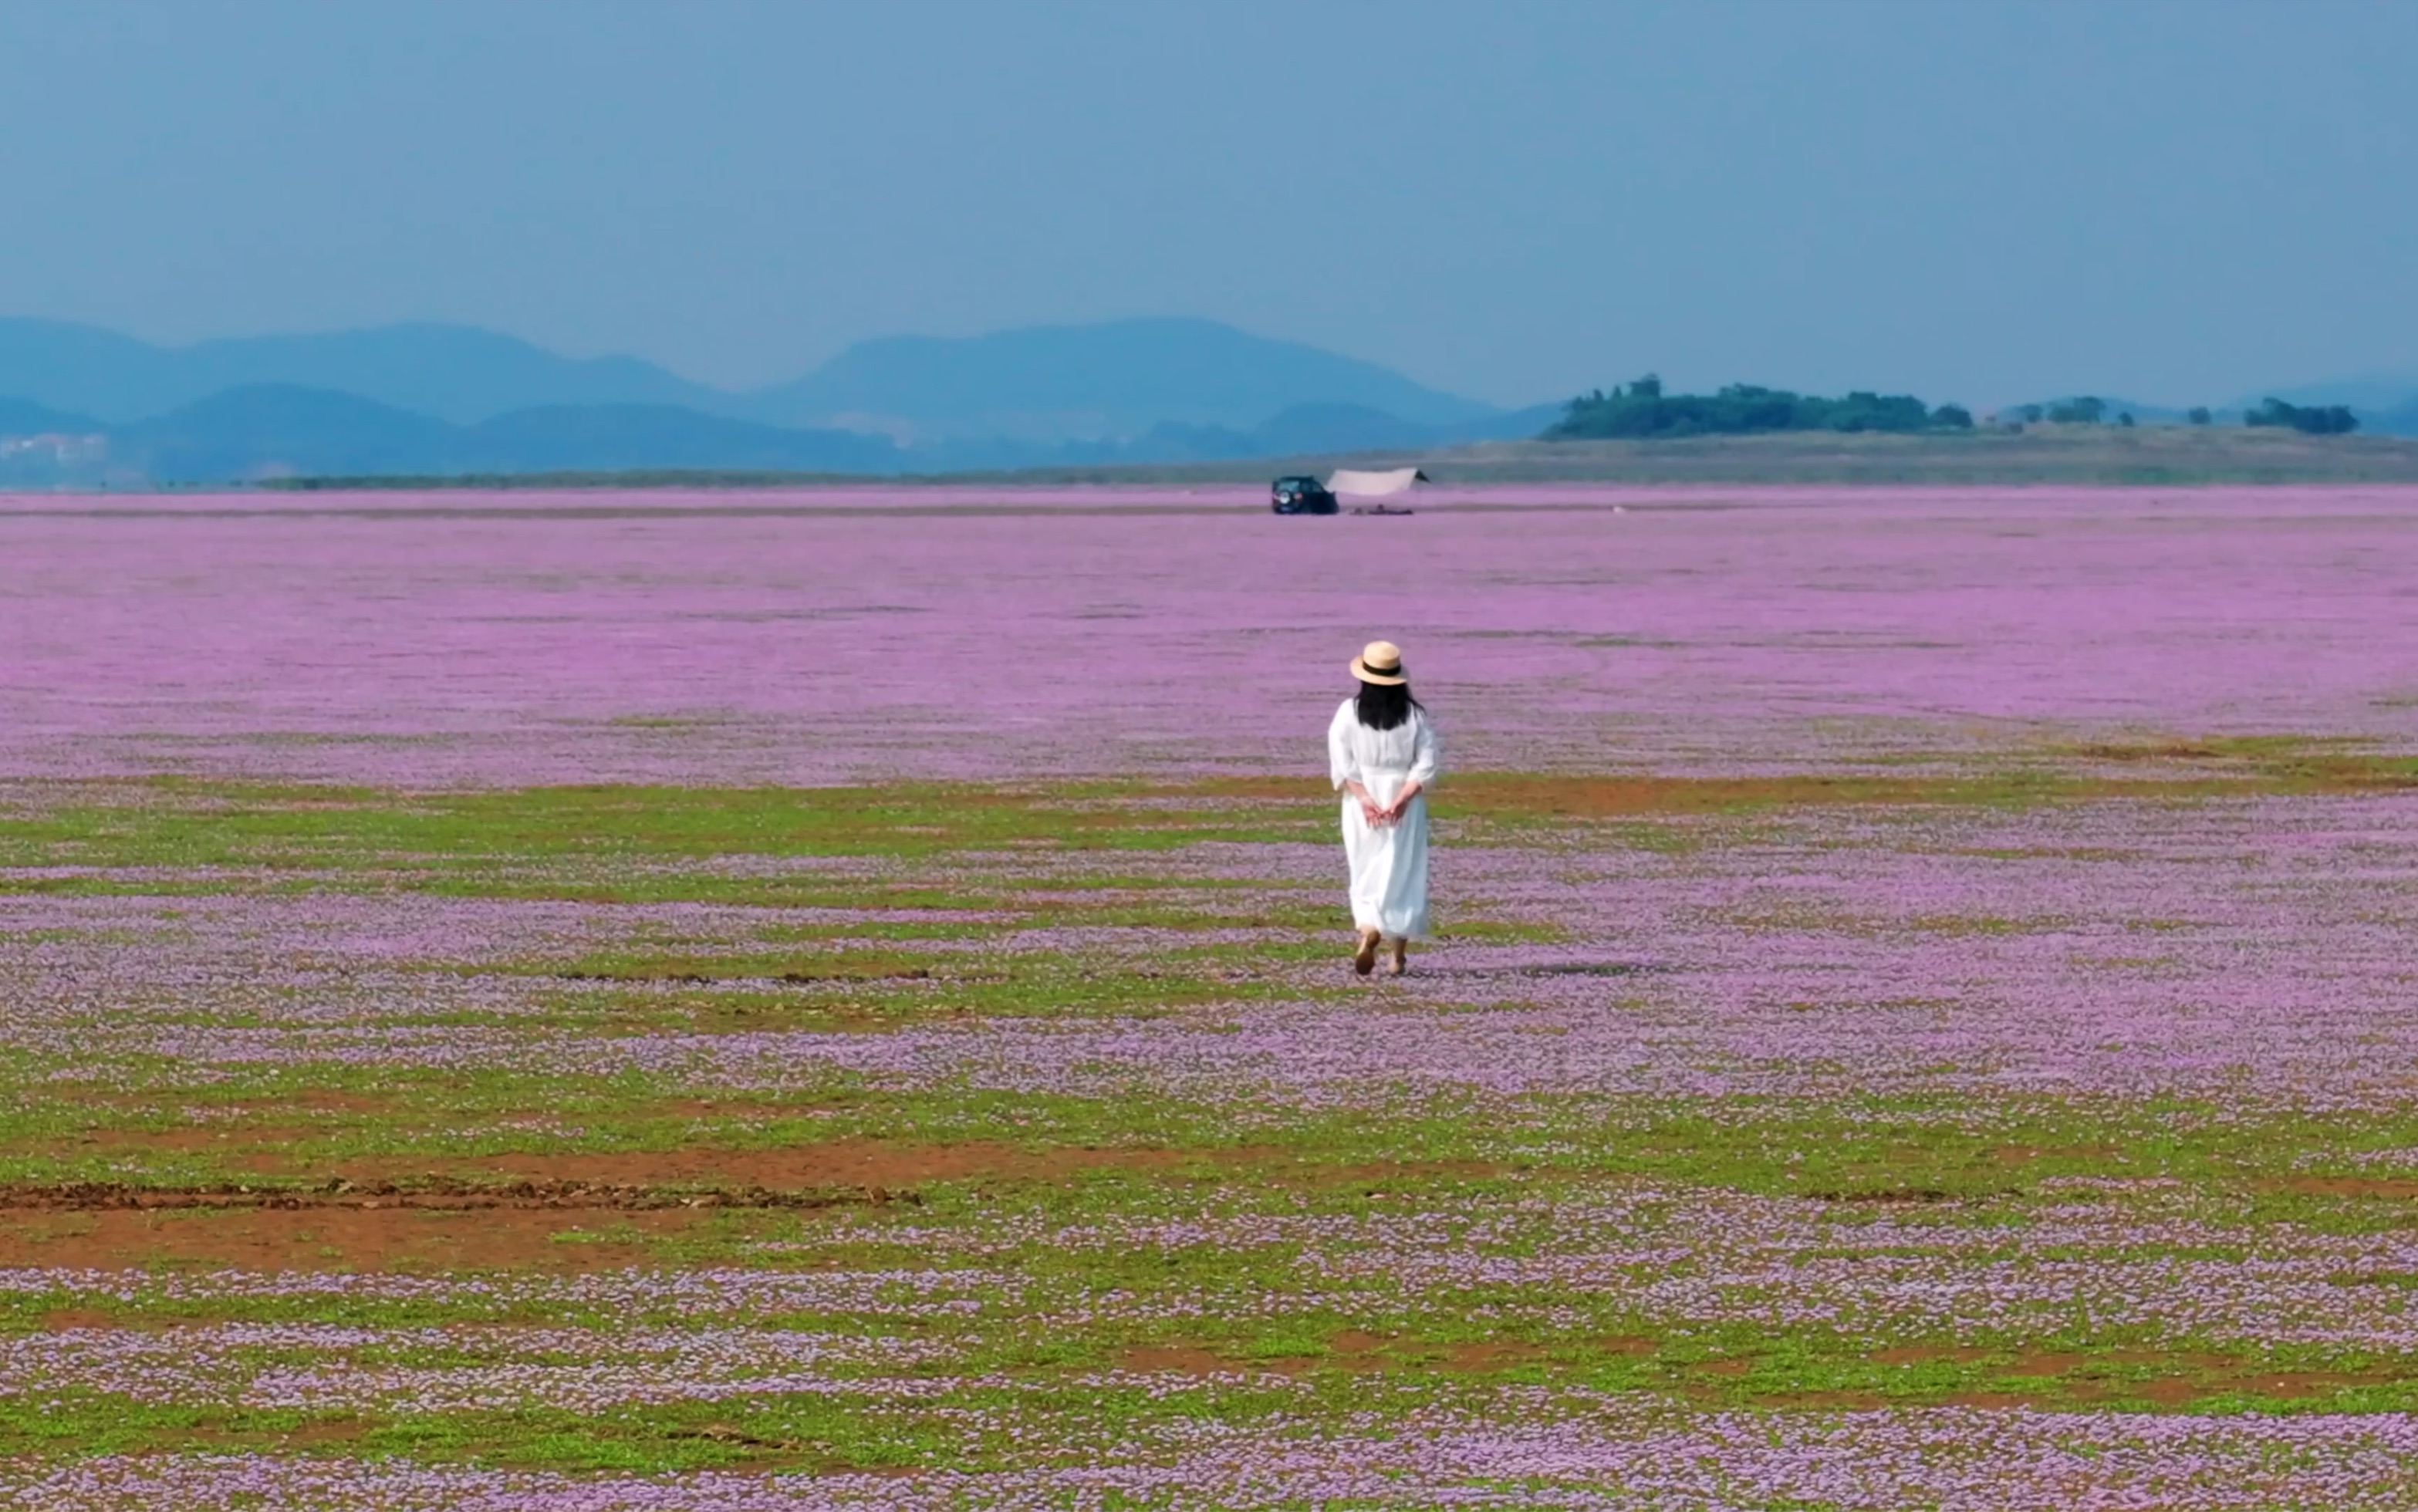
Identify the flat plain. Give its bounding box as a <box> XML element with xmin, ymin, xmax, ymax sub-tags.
<box><xmin>7</xmin><ymin>484</ymin><xmax>2418</xmax><ymax>1508</ymax></box>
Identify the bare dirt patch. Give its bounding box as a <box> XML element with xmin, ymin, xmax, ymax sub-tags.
<box><xmin>5</xmin><ymin>1142</ymin><xmax>1515</xmax><ymax>1254</ymax></box>
<box><xmin>0</xmin><ymin>1177</ymin><xmax>901</xmax><ymax>1271</ymax></box>
<box><xmin>0</xmin><ymin>1177</ymin><xmax>888</xmax><ymax>1213</ymax></box>
<box><xmin>0</xmin><ymin>1204</ymin><xmax>724</xmax><ymax>1272</ymax></box>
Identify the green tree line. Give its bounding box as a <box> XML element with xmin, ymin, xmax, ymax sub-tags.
<box><xmin>2244</xmin><ymin>397</ymin><xmax>2359</xmax><ymax>435</ymax></box>
<box><xmin>1547</xmin><ymin>376</ymin><xmax>1973</xmax><ymax>440</ymax></box>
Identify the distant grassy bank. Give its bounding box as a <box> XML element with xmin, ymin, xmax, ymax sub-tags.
<box><xmin>1422</xmin><ymin>426</ymin><xmax>2418</xmax><ymax>485</ymax></box>
<box><xmin>252</xmin><ymin>426</ymin><xmax>2418</xmax><ymax>491</ymax></box>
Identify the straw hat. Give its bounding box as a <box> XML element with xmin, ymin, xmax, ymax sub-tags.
<box><xmin>1349</xmin><ymin>640</ymin><xmax>1408</xmax><ymax>686</ymax></box>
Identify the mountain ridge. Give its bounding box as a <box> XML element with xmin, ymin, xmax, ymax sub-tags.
<box><xmin>0</xmin><ymin>316</ymin><xmax>1509</xmax><ymax>443</ymax></box>
<box><xmin>0</xmin><ymin>318</ymin><xmax>726</xmax><ymax>425</ymax></box>
<box><xmin>93</xmin><ymin>384</ymin><xmax>901</xmax><ymax>481</ymax></box>
<box><xmin>8</xmin><ymin>313</ymin><xmax>2413</xmax><ymax>478</ymax></box>
<box><xmin>0</xmin><ymin>382</ymin><xmax>1556</xmax><ymax>483</ymax></box>
<box><xmin>740</xmin><ymin>317</ymin><xmax>1501</xmax><ymax>440</ymax></box>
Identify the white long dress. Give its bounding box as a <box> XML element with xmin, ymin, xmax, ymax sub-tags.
<box><xmin>1327</xmin><ymin>697</ymin><xmax>1442</xmax><ymax>940</ymax></box>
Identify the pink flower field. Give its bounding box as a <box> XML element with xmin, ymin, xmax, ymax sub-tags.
<box><xmin>8</xmin><ymin>484</ymin><xmax>2418</xmax><ymax>784</ymax></box>
<box><xmin>6</xmin><ymin>484</ymin><xmax>2418</xmax><ymax>1508</ymax></box>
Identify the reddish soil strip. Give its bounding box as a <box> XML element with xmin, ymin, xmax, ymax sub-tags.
<box><xmin>0</xmin><ymin>1146</ymin><xmax>1512</xmax><ymax>1273</ymax></box>
<box><xmin>0</xmin><ymin>1205</ymin><xmax>725</xmax><ymax>1272</ymax></box>
<box><xmin>325</xmin><ymin>1142</ymin><xmax>1500</xmax><ymax>1191</ymax></box>
<box><xmin>0</xmin><ymin>1178</ymin><xmax>891</xmax><ymax>1213</ymax></box>
<box><xmin>0</xmin><ymin>1178</ymin><xmax>903</xmax><ymax>1270</ymax></box>
<box><xmin>374</xmin><ymin>1140</ymin><xmax>1221</xmax><ymax>1188</ymax></box>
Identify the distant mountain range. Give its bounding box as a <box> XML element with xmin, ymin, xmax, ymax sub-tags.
<box><xmin>6</xmin><ymin>313</ymin><xmax>2412</xmax><ymax>485</ymax></box>
<box><xmin>104</xmin><ymin>386</ymin><xmax>905</xmax><ymax>481</ymax></box>
<box><xmin>737</xmin><ymin>319</ymin><xmax>1504</xmax><ymax>441</ymax></box>
<box><xmin>0</xmin><ymin>319</ymin><xmax>724</xmax><ymax>428</ymax></box>
<box><xmin>0</xmin><ymin>316</ymin><xmax>1552</xmax><ymax>483</ymax></box>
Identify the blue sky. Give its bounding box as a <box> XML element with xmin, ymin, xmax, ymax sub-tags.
<box><xmin>2</xmin><ymin>0</ymin><xmax>2412</xmax><ymax>408</ymax></box>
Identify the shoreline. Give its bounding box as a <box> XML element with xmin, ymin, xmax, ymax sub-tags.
<box><xmin>11</xmin><ymin>428</ymin><xmax>2418</xmax><ymax>496</ymax></box>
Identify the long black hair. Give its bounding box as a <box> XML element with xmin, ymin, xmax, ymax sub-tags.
<box><xmin>1354</xmin><ymin>679</ymin><xmax>1423</xmax><ymax>731</ymax></box>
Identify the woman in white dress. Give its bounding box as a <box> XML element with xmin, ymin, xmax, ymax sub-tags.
<box><xmin>1328</xmin><ymin>640</ymin><xmax>1442</xmax><ymax>976</ymax></box>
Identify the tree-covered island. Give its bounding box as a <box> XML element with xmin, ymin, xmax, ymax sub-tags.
<box><xmin>1546</xmin><ymin>375</ymin><xmax>1974</xmax><ymax>439</ymax></box>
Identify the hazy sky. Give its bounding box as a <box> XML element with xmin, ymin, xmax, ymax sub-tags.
<box><xmin>3</xmin><ymin>0</ymin><xmax>2413</xmax><ymax>407</ymax></box>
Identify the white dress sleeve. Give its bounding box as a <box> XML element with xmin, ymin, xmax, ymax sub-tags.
<box><xmin>1409</xmin><ymin>711</ymin><xmax>1440</xmax><ymax>785</ymax></box>
<box><xmin>1329</xmin><ymin>700</ymin><xmax>1361</xmax><ymax>791</ymax></box>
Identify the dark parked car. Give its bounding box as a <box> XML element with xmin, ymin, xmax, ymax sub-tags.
<box><xmin>1270</xmin><ymin>475</ymin><xmax>1338</xmax><ymax>515</ymax></box>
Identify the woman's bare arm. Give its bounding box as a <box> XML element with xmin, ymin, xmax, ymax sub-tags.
<box><xmin>1342</xmin><ymin>778</ymin><xmax>1386</xmax><ymax>825</ymax></box>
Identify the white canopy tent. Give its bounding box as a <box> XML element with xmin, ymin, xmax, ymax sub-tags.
<box><xmin>1326</xmin><ymin>467</ymin><xmax>1429</xmax><ymax>498</ymax></box>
